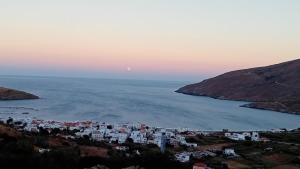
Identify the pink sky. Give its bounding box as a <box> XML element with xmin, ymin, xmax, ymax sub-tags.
<box><xmin>0</xmin><ymin>1</ymin><xmax>299</xmax><ymax>80</ymax></box>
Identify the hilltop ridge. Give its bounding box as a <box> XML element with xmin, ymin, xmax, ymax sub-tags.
<box><xmin>176</xmin><ymin>59</ymin><xmax>300</xmax><ymax>114</ymax></box>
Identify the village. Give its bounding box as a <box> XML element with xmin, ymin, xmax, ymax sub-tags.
<box><xmin>0</xmin><ymin>116</ymin><xmax>299</xmax><ymax>169</ymax></box>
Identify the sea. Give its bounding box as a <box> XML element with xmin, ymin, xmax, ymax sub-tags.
<box><xmin>0</xmin><ymin>75</ymin><xmax>300</xmax><ymax>130</ymax></box>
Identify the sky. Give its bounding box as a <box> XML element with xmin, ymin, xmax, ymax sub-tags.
<box><xmin>0</xmin><ymin>0</ymin><xmax>299</xmax><ymax>81</ymax></box>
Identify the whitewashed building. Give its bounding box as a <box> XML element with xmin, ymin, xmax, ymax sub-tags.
<box><xmin>130</xmin><ymin>131</ymin><xmax>147</xmax><ymax>144</ymax></box>
<box><xmin>175</xmin><ymin>152</ymin><xmax>191</xmax><ymax>162</ymax></box>
<box><xmin>223</xmin><ymin>148</ymin><xmax>237</xmax><ymax>156</ymax></box>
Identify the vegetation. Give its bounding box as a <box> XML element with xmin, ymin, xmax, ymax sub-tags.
<box><xmin>1</xmin><ymin>124</ymin><xmax>300</xmax><ymax>169</ymax></box>
<box><xmin>261</xmin><ymin>131</ymin><xmax>300</xmax><ymax>144</ymax></box>
<box><xmin>0</xmin><ymin>126</ymin><xmax>192</xmax><ymax>169</ymax></box>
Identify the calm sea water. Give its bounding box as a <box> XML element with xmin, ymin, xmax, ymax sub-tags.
<box><xmin>0</xmin><ymin>76</ymin><xmax>300</xmax><ymax>130</ymax></box>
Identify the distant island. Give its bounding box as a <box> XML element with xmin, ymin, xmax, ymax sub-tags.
<box><xmin>176</xmin><ymin>59</ymin><xmax>300</xmax><ymax>115</ymax></box>
<box><xmin>0</xmin><ymin>87</ymin><xmax>39</xmax><ymax>100</ymax></box>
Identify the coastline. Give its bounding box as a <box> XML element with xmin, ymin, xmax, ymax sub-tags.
<box><xmin>1</xmin><ymin>115</ymin><xmax>297</xmax><ymax>133</ymax></box>
<box><xmin>175</xmin><ymin>90</ymin><xmax>300</xmax><ymax>115</ymax></box>
<box><xmin>1</xmin><ymin>76</ymin><xmax>300</xmax><ymax>130</ymax></box>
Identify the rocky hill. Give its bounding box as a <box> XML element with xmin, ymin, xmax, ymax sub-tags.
<box><xmin>176</xmin><ymin>59</ymin><xmax>300</xmax><ymax>114</ymax></box>
<box><xmin>0</xmin><ymin>87</ymin><xmax>39</xmax><ymax>100</ymax></box>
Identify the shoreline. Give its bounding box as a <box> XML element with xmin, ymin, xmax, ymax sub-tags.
<box><xmin>1</xmin><ymin>115</ymin><xmax>297</xmax><ymax>133</ymax></box>
<box><xmin>176</xmin><ymin>91</ymin><xmax>300</xmax><ymax>115</ymax></box>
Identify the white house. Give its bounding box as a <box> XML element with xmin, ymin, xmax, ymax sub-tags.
<box><xmin>251</xmin><ymin>132</ymin><xmax>259</xmax><ymax>141</ymax></box>
<box><xmin>185</xmin><ymin>143</ymin><xmax>198</xmax><ymax>148</ymax></box>
<box><xmin>225</xmin><ymin>132</ymin><xmax>260</xmax><ymax>141</ymax></box>
<box><xmin>176</xmin><ymin>135</ymin><xmax>187</xmax><ymax>145</ymax></box>
<box><xmin>242</xmin><ymin>132</ymin><xmax>251</xmax><ymax>137</ymax></box>
<box><xmin>38</xmin><ymin>148</ymin><xmax>50</xmax><ymax>154</ymax></box>
<box><xmin>175</xmin><ymin>152</ymin><xmax>191</xmax><ymax>162</ymax></box>
<box><xmin>117</xmin><ymin>133</ymin><xmax>129</xmax><ymax>144</ymax></box>
<box><xmin>223</xmin><ymin>148</ymin><xmax>236</xmax><ymax>156</ymax></box>
<box><xmin>224</xmin><ymin>133</ymin><xmax>231</xmax><ymax>137</ymax></box>
<box><xmin>130</xmin><ymin>131</ymin><xmax>147</xmax><ymax>144</ymax></box>
<box><xmin>115</xmin><ymin>146</ymin><xmax>129</xmax><ymax>151</ymax></box>
<box><xmin>153</xmin><ymin>132</ymin><xmax>163</xmax><ymax>147</ymax></box>
<box><xmin>24</xmin><ymin>125</ymin><xmax>39</xmax><ymax>133</ymax></box>
<box><xmin>91</xmin><ymin>130</ymin><xmax>104</xmax><ymax>141</ymax></box>
<box><xmin>231</xmin><ymin>133</ymin><xmax>245</xmax><ymax>140</ymax></box>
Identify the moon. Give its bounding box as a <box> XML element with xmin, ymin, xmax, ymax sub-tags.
<box><xmin>127</xmin><ymin>67</ymin><xmax>131</xmax><ymax>72</ymax></box>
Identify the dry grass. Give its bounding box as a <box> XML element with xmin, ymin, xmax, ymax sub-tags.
<box><xmin>196</xmin><ymin>143</ymin><xmax>234</xmax><ymax>151</ymax></box>
<box><xmin>272</xmin><ymin>164</ymin><xmax>300</xmax><ymax>169</ymax></box>
<box><xmin>262</xmin><ymin>153</ymin><xmax>292</xmax><ymax>166</ymax></box>
<box><xmin>0</xmin><ymin>124</ymin><xmax>22</xmax><ymax>138</ymax></box>
<box><xmin>226</xmin><ymin>160</ymin><xmax>251</xmax><ymax>169</ymax></box>
<box><xmin>79</xmin><ymin>145</ymin><xmax>109</xmax><ymax>158</ymax></box>
<box><xmin>48</xmin><ymin>137</ymin><xmax>75</xmax><ymax>148</ymax></box>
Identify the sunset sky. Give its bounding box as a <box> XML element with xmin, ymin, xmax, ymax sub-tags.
<box><xmin>0</xmin><ymin>0</ymin><xmax>299</xmax><ymax>81</ymax></box>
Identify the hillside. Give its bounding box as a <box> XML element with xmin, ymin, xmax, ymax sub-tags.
<box><xmin>176</xmin><ymin>59</ymin><xmax>300</xmax><ymax>114</ymax></box>
<box><xmin>0</xmin><ymin>87</ymin><xmax>39</xmax><ymax>100</ymax></box>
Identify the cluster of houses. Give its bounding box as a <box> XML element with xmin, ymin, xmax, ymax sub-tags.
<box><xmin>73</xmin><ymin>122</ymin><xmax>200</xmax><ymax>153</ymax></box>
<box><xmin>0</xmin><ymin>116</ymin><xmax>279</xmax><ymax>169</ymax></box>
<box><xmin>174</xmin><ymin>148</ymin><xmax>238</xmax><ymax>163</ymax></box>
<box><xmin>224</xmin><ymin>131</ymin><xmax>260</xmax><ymax>141</ymax></box>
<box><xmin>174</xmin><ymin>147</ymin><xmax>238</xmax><ymax>169</ymax></box>
<box><xmin>175</xmin><ymin>151</ymin><xmax>215</xmax><ymax>163</ymax></box>
<box><xmin>0</xmin><ymin>116</ymin><xmax>199</xmax><ymax>153</ymax></box>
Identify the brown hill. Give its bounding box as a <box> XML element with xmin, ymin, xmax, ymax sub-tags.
<box><xmin>0</xmin><ymin>87</ymin><xmax>39</xmax><ymax>100</ymax></box>
<box><xmin>176</xmin><ymin>59</ymin><xmax>300</xmax><ymax>114</ymax></box>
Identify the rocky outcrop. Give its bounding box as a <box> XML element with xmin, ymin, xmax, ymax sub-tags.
<box><xmin>0</xmin><ymin>87</ymin><xmax>39</xmax><ymax>100</ymax></box>
<box><xmin>176</xmin><ymin>59</ymin><xmax>300</xmax><ymax>114</ymax></box>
